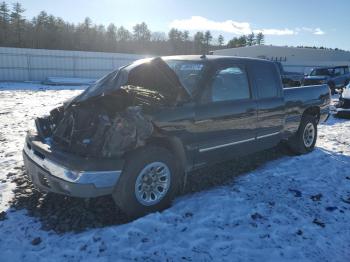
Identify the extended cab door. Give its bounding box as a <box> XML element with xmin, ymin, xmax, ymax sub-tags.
<box><xmin>192</xmin><ymin>62</ymin><xmax>258</xmax><ymax>166</ymax></box>
<box><xmin>249</xmin><ymin>61</ymin><xmax>285</xmax><ymax>149</ymax></box>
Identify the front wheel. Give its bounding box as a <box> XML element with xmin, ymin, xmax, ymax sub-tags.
<box><xmin>112</xmin><ymin>146</ymin><xmax>183</xmax><ymax>218</ymax></box>
<box><xmin>287</xmin><ymin>115</ymin><xmax>317</xmax><ymax>154</ymax></box>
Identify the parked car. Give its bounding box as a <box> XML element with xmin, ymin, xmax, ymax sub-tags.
<box><xmin>303</xmin><ymin>65</ymin><xmax>350</xmax><ymax>94</ymax></box>
<box><xmin>334</xmin><ymin>83</ymin><xmax>350</xmax><ymax>118</ymax></box>
<box><xmin>23</xmin><ymin>56</ymin><xmax>331</xmax><ymax>218</ymax></box>
<box><xmin>274</xmin><ymin>61</ymin><xmax>304</xmax><ymax>87</ymax></box>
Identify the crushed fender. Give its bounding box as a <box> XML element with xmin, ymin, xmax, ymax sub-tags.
<box><xmin>102</xmin><ymin>106</ymin><xmax>153</xmax><ymax>157</ymax></box>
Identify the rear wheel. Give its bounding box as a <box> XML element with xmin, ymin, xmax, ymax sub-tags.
<box><xmin>112</xmin><ymin>146</ymin><xmax>183</xmax><ymax>218</ymax></box>
<box><xmin>287</xmin><ymin>115</ymin><xmax>317</xmax><ymax>154</ymax></box>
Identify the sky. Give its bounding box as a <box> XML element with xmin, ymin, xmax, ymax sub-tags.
<box><xmin>16</xmin><ymin>0</ymin><xmax>350</xmax><ymax>50</ymax></box>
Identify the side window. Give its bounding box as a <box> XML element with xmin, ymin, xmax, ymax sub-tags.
<box><xmin>344</xmin><ymin>67</ymin><xmax>349</xmax><ymax>74</ymax></box>
<box><xmin>251</xmin><ymin>63</ymin><xmax>279</xmax><ymax>98</ymax></box>
<box><xmin>211</xmin><ymin>66</ymin><xmax>250</xmax><ymax>102</ymax></box>
<box><xmin>334</xmin><ymin>68</ymin><xmax>344</xmax><ymax>76</ymax></box>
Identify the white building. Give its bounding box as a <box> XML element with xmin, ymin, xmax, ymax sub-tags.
<box><xmin>0</xmin><ymin>47</ymin><xmax>146</xmax><ymax>82</ymax></box>
<box><xmin>212</xmin><ymin>45</ymin><xmax>350</xmax><ymax>74</ymax></box>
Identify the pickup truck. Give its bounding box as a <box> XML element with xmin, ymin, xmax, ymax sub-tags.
<box><xmin>303</xmin><ymin>65</ymin><xmax>350</xmax><ymax>94</ymax></box>
<box><xmin>23</xmin><ymin>56</ymin><xmax>330</xmax><ymax>218</ymax></box>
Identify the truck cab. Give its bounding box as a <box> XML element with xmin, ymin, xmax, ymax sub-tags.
<box><xmin>303</xmin><ymin>65</ymin><xmax>350</xmax><ymax>94</ymax></box>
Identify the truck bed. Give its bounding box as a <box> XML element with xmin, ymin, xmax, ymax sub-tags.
<box><xmin>283</xmin><ymin>84</ymin><xmax>330</xmax><ymax>135</ymax></box>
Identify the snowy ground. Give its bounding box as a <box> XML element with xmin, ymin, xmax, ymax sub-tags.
<box><xmin>0</xmin><ymin>83</ymin><xmax>349</xmax><ymax>261</ymax></box>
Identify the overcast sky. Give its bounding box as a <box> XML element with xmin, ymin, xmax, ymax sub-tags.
<box><xmin>17</xmin><ymin>0</ymin><xmax>350</xmax><ymax>50</ymax></box>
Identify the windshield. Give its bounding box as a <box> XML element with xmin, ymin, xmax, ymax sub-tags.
<box><xmin>164</xmin><ymin>60</ymin><xmax>206</xmax><ymax>95</ymax></box>
<box><xmin>310</xmin><ymin>68</ymin><xmax>333</xmax><ymax>76</ymax></box>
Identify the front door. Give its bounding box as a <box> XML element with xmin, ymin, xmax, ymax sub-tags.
<box><xmin>192</xmin><ymin>62</ymin><xmax>258</xmax><ymax>167</ymax></box>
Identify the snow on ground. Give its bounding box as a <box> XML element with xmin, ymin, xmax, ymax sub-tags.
<box><xmin>0</xmin><ymin>85</ymin><xmax>350</xmax><ymax>261</ymax></box>
<box><xmin>44</xmin><ymin>77</ymin><xmax>96</xmax><ymax>86</ymax></box>
<box><xmin>0</xmin><ymin>81</ymin><xmax>87</xmax><ymax>91</ymax></box>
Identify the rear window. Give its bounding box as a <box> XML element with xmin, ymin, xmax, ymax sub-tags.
<box><xmin>334</xmin><ymin>67</ymin><xmax>344</xmax><ymax>76</ymax></box>
<box><xmin>310</xmin><ymin>68</ymin><xmax>332</xmax><ymax>76</ymax></box>
<box><xmin>250</xmin><ymin>63</ymin><xmax>280</xmax><ymax>98</ymax></box>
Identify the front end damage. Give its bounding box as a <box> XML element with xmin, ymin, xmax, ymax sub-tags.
<box><xmin>37</xmin><ymin>100</ymin><xmax>155</xmax><ymax>159</ymax></box>
<box><xmin>23</xmin><ymin>57</ymin><xmax>187</xmax><ymax>197</ymax></box>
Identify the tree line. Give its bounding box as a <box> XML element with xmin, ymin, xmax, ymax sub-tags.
<box><xmin>0</xmin><ymin>2</ymin><xmax>265</xmax><ymax>55</ymax></box>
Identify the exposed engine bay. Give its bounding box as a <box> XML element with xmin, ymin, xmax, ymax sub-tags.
<box><xmin>34</xmin><ymin>57</ymin><xmax>188</xmax><ymax>158</ymax></box>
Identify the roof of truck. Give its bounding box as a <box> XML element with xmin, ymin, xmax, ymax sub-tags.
<box><xmin>315</xmin><ymin>65</ymin><xmax>349</xmax><ymax>69</ymax></box>
<box><xmin>161</xmin><ymin>55</ymin><xmax>271</xmax><ymax>63</ymax></box>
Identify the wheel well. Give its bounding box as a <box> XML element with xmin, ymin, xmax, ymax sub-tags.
<box><xmin>328</xmin><ymin>81</ymin><xmax>335</xmax><ymax>88</ymax></box>
<box><xmin>302</xmin><ymin>106</ymin><xmax>320</xmax><ymax>123</ymax></box>
<box><xmin>145</xmin><ymin>135</ymin><xmax>187</xmax><ymax>174</ymax></box>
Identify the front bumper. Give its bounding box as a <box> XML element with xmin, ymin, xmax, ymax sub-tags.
<box><xmin>23</xmin><ymin>132</ymin><xmax>124</xmax><ymax>198</ymax></box>
<box><xmin>333</xmin><ymin>108</ymin><xmax>350</xmax><ymax>118</ymax></box>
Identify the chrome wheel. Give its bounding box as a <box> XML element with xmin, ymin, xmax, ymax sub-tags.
<box><xmin>303</xmin><ymin>123</ymin><xmax>315</xmax><ymax>147</ymax></box>
<box><xmin>135</xmin><ymin>162</ymin><xmax>171</xmax><ymax>206</ymax></box>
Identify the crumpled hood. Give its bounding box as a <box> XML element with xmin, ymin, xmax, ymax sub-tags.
<box><xmin>72</xmin><ymin>57</ymin><xmax>187</xmax><ymax>104</ymax></box>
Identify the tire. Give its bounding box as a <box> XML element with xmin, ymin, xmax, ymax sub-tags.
<box><xmin>112</xmin><ymin>146</ymin><xmax>183</xmax><ymax>218</ymax></box>
<box><xmin>287</xmin><ymin>115</ymin><xmax>317</xmax><ymax>155</ymax></box>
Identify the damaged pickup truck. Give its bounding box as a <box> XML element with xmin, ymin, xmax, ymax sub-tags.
<box><xmin>23</xmin><ymin>56</ymin><xmax>331</xmax><ymax>218</ymax></box>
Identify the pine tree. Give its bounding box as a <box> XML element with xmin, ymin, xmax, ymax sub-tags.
<box><xmin>238</xmin><ymin>35</ymin><xmax>247</xmax><ymax>47</ymax></box>
<box><xmin>194</xmin><ymin>31</ymin><xmax>205</xmax><ymax>54</ymax></box>
<box><xmin>106</xmin><ymin>23</ymin><xmax>117</xmax><ymax>51</ymax></box>
<box><xmin>133</xmin><ymin>22</ymin><xmax>151</xmax><ymax>42</ymax></box>
<box><xmin>10</xmin><ymin>2</ymin><xmax>25</xmax><ymax>46</ymax></box>
<box><xmin>218</xmin><ymin>35</ymin><xmax>224</xmax><ymax>46</ymax></box>
<box><xmin>116</xmin><ymin>26</ymin><xmax>131</xmax><ymax>42</ymax></box>
<box><xmin>0</xmin><ymin>1</ymin><xmax>10</xmax><ymax>45</ymax></box>
<box><xmin>204</xmin><ymin>30</ymin><xmax>212</xmax><ymax>46</ymax></box>
<box><xmin>246</xmin><ymin>32</ymin><xmax>255</xmax><ymax>46</ymax></box>
<box><xmin>255</xmin><ymin>32</ymin><xmax>264</xmax><ymax>45</ymax></box>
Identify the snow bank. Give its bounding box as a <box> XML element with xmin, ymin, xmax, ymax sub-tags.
<box><xmin>43</xmin><ymin>77</ymin><xmax>97</xmax><ymax>86</ymax></box>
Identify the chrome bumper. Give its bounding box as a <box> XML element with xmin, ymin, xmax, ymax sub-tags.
<box><xmin>23</xmin><ymin>144</ymin><xmax>121</xmax><ymax>197</ymax></box>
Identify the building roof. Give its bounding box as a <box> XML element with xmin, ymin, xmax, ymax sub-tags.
<box><xmin>212</xmin><ymin>45</ymin><xmax>350</xmax><ymax>63</ymax></box>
